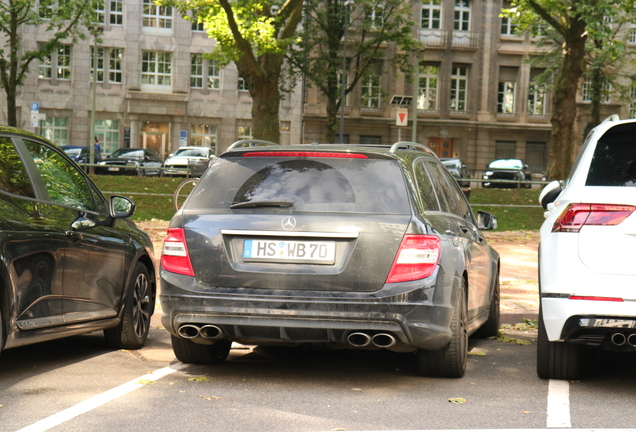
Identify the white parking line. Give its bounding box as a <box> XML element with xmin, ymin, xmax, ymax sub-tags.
<box><xmin>547</xmin><ymin>379</ymin><xmax>571</xmax><ymax>428</ymax></box>
<box><xmin>15</xmin><ymin>363</ymin><xmax>185</xmax><ymax>432</ymax></box>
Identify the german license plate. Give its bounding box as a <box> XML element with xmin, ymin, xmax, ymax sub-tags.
<box><xmin>108</xmin><ymin>167</ymin><xmax>120</xmax><ymax>171</ymax></box>
<box><xmin>242</xmin><ymin>239</ymin><xmax>335</xmax><ymax>264</ymax></box>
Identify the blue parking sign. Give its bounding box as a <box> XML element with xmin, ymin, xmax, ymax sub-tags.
<box><xmin>31</xmin><ymin>103</ymin><xmax>39</xmax><ymax>112</ymax></box>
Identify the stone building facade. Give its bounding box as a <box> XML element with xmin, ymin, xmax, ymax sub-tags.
<box><xmin>302</xmin><ymin>0</ymin><xmax>636</xmax><ymax>179</ymax></box>
<box><xmin>2</xmin><ymin>0</ymin><xmax>302</xmax><ymax>157</ymax></box>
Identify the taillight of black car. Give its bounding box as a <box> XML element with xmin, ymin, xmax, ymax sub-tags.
<box><xmin>161</xmin><ymin>228</ymin><xmax>195</xmax><ymax>276</ymax></box>
<box><xmin>386</xmin><ymin>235</ymin><xmax>441</xmax><ymax>283</ymax></box>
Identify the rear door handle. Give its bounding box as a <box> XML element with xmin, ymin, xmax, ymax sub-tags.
<box><xmin>65</xmin><ymin>230</ymin><xmax>83</xmax><ymax>240</ymax></box>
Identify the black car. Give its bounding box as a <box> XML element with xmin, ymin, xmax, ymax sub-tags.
<box><xmin>0</xmin><ymin>126</ymin><xmax>156</xmax><ymax>355</ymax></box>
<box><xmin>97</xmin><ymin>148</ymin><xmax>164</xmax><ymax>176</ymax></box>
<box><xmin>61</xmin><ymin>145</ymin><xmax>103</xmax><ymax>164</ymax></box>
<box><xmin>441</xmin><ymin>157</ymin><xmax>471</xmax><ymax>187</ymax></box>
<box><xmin>482</xmin><ymin>158</ymin><xmax>532</xmax><ymax>188</ymax></box>
<box><xmin>160</xmin><ymin>140</ymin><xmax>500</xmax><ymax>378</ymax></box>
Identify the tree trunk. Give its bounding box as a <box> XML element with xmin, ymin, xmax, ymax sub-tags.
<box><xmin>546</xmin><ymin>34</ymin><xmax>587</xmax><ymax>181</ymax></box>
<box><xmin>6</xmin><ymin>85</ymin><xmax>17</xmax><ymax>127</ymax></box>
<box><xmin>249</xmin><ymin>76</ymin><xmax>281</xmax><ymax>144</ymax></box>
<box><xmin>325</xmin><ymin>101</ymin><xmax>339</xmax><ymax>143</ymax></box>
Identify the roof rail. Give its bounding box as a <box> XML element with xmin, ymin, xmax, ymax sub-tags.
<box><xmin>389</xmin><ymin>141</ymin><xmax>436</xmax><ymax>156</ymax></box>
<box><xmin>601</xmin><ymin>114</ymin><xmax>620</xmax><ymax>123</ymax></box>
<box><xmin>226</xmin><ymin>139</ymin><xmax>280</xmax><ymax>152</ymax></box>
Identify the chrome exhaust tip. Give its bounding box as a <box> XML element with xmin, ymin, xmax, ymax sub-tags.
<box><xmin>372</xmin><ymin>333</ymin><xmax>397</xmax><ymax>348</ymax></box>
<box><xmin>627</xmin><ymin>333</ymin><xmax>636</xmax><ymax>347</ymax></box>
<box><xmin>199</xmin><ymin>325</ymin><xmax>224</xmax><ymax>339</ymax></box>
<box><xmin>611</xmin><ymin>332</ymin><xmax>626</xmax><ymax>346</ymax></box>
<box><xmin>178</xmin><ymin>324</ymin><xmax>201</xmax><ymax>339</ymax></box>
<box><xmin>347</xmin><ymin>332</ymin><xmax>371</xmax><ymax>347</ymax></box>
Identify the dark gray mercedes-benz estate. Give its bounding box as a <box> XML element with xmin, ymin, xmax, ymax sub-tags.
<box><xmin>160</xmin><ymin>141</ymin><xmax>500</xmax><ymax>377</ymax></box>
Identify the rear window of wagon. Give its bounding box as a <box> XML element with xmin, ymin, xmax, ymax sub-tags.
<box><xmin>185</xmin><ymin>156</ymin><xmax>411</xmax><ymax>214</ymax></box>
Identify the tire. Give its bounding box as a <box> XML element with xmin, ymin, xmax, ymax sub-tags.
<box><xmin>474</xmin><ymin>268</ymin><xmax>500</xmax><ymax>338</ymax></box>
<box><xmin>171</xmin><ymin>335</ymin><xmax>231</xmax><ymax>365</ymax></box>
<box><xmin>104</xmin><ymin>262</ymin><xmax>154</xmax><ymax>350</ymax></box>
<box><xmin>416</xmin><ymin>281</ymin><xmax>468</xmax><ymax>378</ymax></box>
<box><xmin>536</xmin><ymin>307</ymin><xmax>581</xmax><ymax>380</ymax></box>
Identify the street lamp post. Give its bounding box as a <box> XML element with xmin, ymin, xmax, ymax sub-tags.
<box><xmin>339</xmin><ymin>0</ymin><xmax>353</xmax><ymax>144</ymax></box>
<box><xmin>89</xmin><ymin>25</ymin><xmax>103</xmax><ymax>174</ymax></box>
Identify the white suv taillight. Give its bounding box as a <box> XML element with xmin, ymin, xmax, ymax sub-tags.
<box><xmin>552</xmin><ymin>204</ymin><xmax>636</xmax><ymax>233</ymax></box>
<box><xmin>386</xmin><ymin>235</ymin><xmax>440</xmax><ymax>283</ymax></box>
<box><xmin>161</xmin><ymin>228</ymin><xmax>195</xmax><ymax>276</ymax></box>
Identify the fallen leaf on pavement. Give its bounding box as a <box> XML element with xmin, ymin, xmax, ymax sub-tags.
<box><xmin>448</xmin><ymin>398</ymin><xmax>467</xmax><ymax>404</ymax></box>
<box><xmin>189</xmin><ymin>377</ymin><xmax>209</xmax><ymax>382</ymax></box>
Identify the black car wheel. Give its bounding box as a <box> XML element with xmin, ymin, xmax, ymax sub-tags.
<box><xmin>104</xmin><ymin>262</ymin><xmax>154</xmax><ymax>350</ymax></box>
<box><xmin>474</xmin><ymin>269</ymin><xmax>500</xmax><ymax>338</ymax></box>
<box><xmin>416</xmin><ymin>281</ymin><xmax>468</xmax><ymax>378</ymax></box>
<box><xmin>171</xmin><ymin>335</ymin><xmax>231</xmax><ymax>365</ymax></box>
<box><xmin>536</xmin><ymin>307</ymin><xmax>581</xmax><ymax>380</ymax></box>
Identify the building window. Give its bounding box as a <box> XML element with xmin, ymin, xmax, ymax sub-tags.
<box><xmin>143</xmin><ymin>0</ymin><xmax>172</xmax><ymax>29</ymax></box>
<box><xmin>142</xmin><ymin>51</ymin><xmax>172</xmax><ymax>90</ymax></box>
<box><xmin>454</xmin><ymin>0</ymin><xmax>470</xmax><ymax>31</ymax></box>
<box><xmin>190</xmin><ymin>54</ymin><xmax>203</xmax><ymax>88</ymax></box>
<box><xmin>237</xmin><ymin>126</ymin><xmax>252</xmax><ymax>140</ymax></box>
<box><xmin>497</xmin><ymin>82</ymin><xmax>515</xmax><ymax>113</ymax></box>
<box><xmin>39</xmin><ymin>45</ymin><xmax>71</xmax><ymax>80</ymax></box>
<box><xmin>238</xmin><ymin>76</ymin><xmax>249</xmax><ymax>91</ymax></box>
<box><xmin>360</xmin><ymin>135</ymin><xmax>382</xmax><ymax>144</ymax></box>
<box><xmin>190</xmin><ymin>54</ymin><xmax>220</xmax><ymax>89</ymax></box>
<box><xmin>110</xmin><ymin>0</ymin><xmax>123</xmax><ymax>25</ymax></box>
<box><xmin>191</xmin><ymin>124</ymin><xmax>217</xmax><ymax>151</ymax></box>
<box><xmin>365</xmin><ymin>4</ymin><xmax>383</xmax><ymax>28</ymax></box>
<box><xmin>96</xmin><ymin>0</ymin><xmax>123</xmax><ymax>25</ymax></box>
<box><xmin>417</xmin><ymin>64</ymin><xmax>438</xmax><ymax>110</ymax></box>
<box><xmin>39</xmin><ymin>0</ymin><xmax>55</xmax><ymax>18</ymax></box>
<box><xmin>495</xmin><ymin>140</ymin><xmax>516</xmax><ymax>160</ymax></box>
<box><xmin>526</xmin><ymin>142</ymin><xmax>546</xmax><ymax>172</ymax></box>
<box><xmin>91</xmin><ymin>48</ymin><xmax>105</xmax><ymax>82</ymax></box>
<box><xmin>421</xmin><ymin>0</ymin><xmax>442</xmax><ymax>29</ymax></box>
<box><xmin>501</xmin><ymin>16</ymin><xmax>517</xmax><ymax>35</ymax></box>
<box><xmin>40</xmin><ymin>117</ymin><xmax>69</xmax><ymax>145</ymax></box>
<box><xmin>450</xmin><ymin>66</ymin><xmax>467</xmax><ymax>111</ymax></box>
<box><xmin>109</xmin><ymin>48</ymin><xmax>123</xmax><ymax>83</ymax></box>
<box><xmin>92</xmin><ymin>47</ymin><xmax>123</xmax><ymax>84</ymax></box>
<box><xmin>582</xmin><ymin>77</ymin><xmax>610</xmax><ymax>103</ymax></box>
<box><xmin>191</xmin><ymin>12</ymin><xmax>204</xmax><ymax>31</ymax></box>
<box><xmin>361</xmin><ymin>73</ymin><xmax>381</xmax><ymax>108</ymax></box>
<box><xmin>95</xmin><ymin>120</ymin><xmax>119</xmax><ymax>154</ymax></box>
<box><xmin>528</xmin><ymin>82</ymin><xmax>546</xmax><ymax>115</ymax></box>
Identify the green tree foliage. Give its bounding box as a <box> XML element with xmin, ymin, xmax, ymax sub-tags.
<box><xmin>504</xmin><ymin>0</ymin><xmax>636</xmax><ymax>180</ymax></box>
<box><xmin>162</xmin><ymin>0</ymin><xmax>304</xmax><ymax>143</ymax></box>
<box><xmin>0</xmin><ymin>0</ymin><xmax>99</xmax><ymax>127</ymax></box>
<box><xmin>287</xmin><ymin>0</ymin><xmax>420</xmax><ymax>143</ymax></box>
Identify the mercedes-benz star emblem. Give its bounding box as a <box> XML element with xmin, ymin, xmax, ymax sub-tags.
<box><xmin>281</xmin><ymin>216</ymin><xmax>296</xmax><ymax>230</ymax></box>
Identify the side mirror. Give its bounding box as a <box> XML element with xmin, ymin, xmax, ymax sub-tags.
<box><xmin>539</xmin><ymin>180</ymin><xmax>562</xmax><ymax>210</ymax></box>
<box><xmin>477</xmin><ymin>211</ymin><xmax>497</xmax><ymax>231</ymax></box>
<box><xmin>110</xmin><ymin>195</ymin><xmax>136</xmax><ymax>219</ymax></box>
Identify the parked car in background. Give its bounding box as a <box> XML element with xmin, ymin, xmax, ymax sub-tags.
<box><xmin>537</xmin><ymin>115</ymin><xmax>636</xmax><ymax>380</ymax></box>
<box><xmin>61</xmin><ymin>145</ymin><xmax>102</xmax><ymax>165</ymax></box>
<box><xmin>160</xmin><ymin>140</ymin><xmax>500</xmax><ymax>378</ymax></box>
<box><xmin>0</xmin><ymin>126</ymin><xmax>156</xmax><ymax>356</ymax></box>
<box><xmin>97</xmin><ymin>148</ymin><xmax>163</xmax><ymax>176</ymax></box>
<box><xmin>441</xmin><ymin>157</ymin><xmax>471</xmax><ymax>187</ymax></box>
<box><xmin>163</xmin><ymin>146</ymin><xmax>215</xmax><ymax>177</ymax></box>
<box><xmin>482</xmin><ymin>159</ymin><xmax>532</xmax><ymax>188</ymax></box>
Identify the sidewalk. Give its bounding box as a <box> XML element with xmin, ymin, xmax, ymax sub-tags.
<box><xmin>483</xmin><ymin>231</ymin><xmax>540</xmax><ymax>324</ymax></box>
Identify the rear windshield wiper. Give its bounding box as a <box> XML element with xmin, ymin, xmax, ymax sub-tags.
<box><xmin>230</xmin><ymin>200</ymin><xmax>294</xmax><ymax>209</ymax></box>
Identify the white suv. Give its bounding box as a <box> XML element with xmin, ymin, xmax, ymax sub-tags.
<box><xmin>538</xmin><ymin>115</ymin><xmax>636</xmax><ymax>380</ymax></box>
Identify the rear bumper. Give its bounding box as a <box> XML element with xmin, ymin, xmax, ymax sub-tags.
<box><xmin>159</xmin><ymin>268</ymin><xmax>459</xmax><ymax>351</ymax></box>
